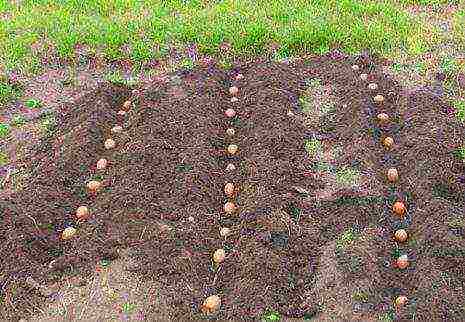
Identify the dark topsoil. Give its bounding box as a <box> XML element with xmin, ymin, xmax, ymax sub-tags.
<box><xmin>1</xmin><ymin>52</ymin><xmax>464</xmax><ymax>321</ymax></box>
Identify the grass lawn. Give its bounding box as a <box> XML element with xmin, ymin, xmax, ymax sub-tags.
<box><xmin>0</xmin><ymin>0</ymin><xmax>461</xmax><ymax>75</ymax></box>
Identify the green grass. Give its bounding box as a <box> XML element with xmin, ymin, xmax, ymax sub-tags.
<box><xmin>299</xmin><ymin>96</ymin><xmax>312</xmax><ymax>114</ymax></box>
<box><xmin>453</xmin><ymin>101</ymin><xmax>465</xmax><ymax>122</ymax></box>
<box><xmin>336</xmin><ymin>228</ymin><xmax>358</xmax><ymax>251</ymax></box>
<box><xmin>104</xmin><ymin>70</ymin><xmax>126</xmax><ymax>85</ymax></box>
<box><xmin>178</xmin><ymin>57</ymin><xmax>195</xmax><ymax>70</ymax></box>
<box><xmin>104</xmin><ymin>70</ymin><xmax>138</xmax><ymax>86</ymax></box>
<box><xmin>439</xmin><ymin>56</ymin><xmax>460</xmax><ymax>75</ymax></box>
<box><xmin>0</xmin><ymin>0</ymin><xmax>441</xmax><ymax>75</ymax></box>
<box><xmin>352</xmin><ymin>290</ymin><xmax>369</xmax><ymax>302</ymax></box>
<box><xmin>25</xmin><ymin>98</ymin><xmax>42</xmax><ymax>109</ymax></box>
<box><xmin>10</xmin><ymin>114</ymin><xmax>27</xmax><ymax>127</ymax></box>
<box><xmin>0</xmin><ymin>123</ymin><xmax>11</xmax><ymax>138</ymax></box>
<box><xmin>261</xmin><ymin>309</ymin><xmax>281</xmax><ymax>322</ymax></box>
<box><xmin>0</xmin><ymin>79</ymin><xmax>22</xmax><ymax>105</ymax></box>
<box><xmin>0</xmin><ymin>150</ymin><xmax>9</xmax><ymax>166</ymax></box>
<box><xmin>453</xmin><ymin>145</ymin><xmax>465</xmax><ymax>160</ymax></box>
<box><xmin>378</xmin><ymin>310</ymin><xmax>395</xmax><ymax>322</ymax></box>
<box><xmin>304</xmin><ymin>138</ymin><xmax>322</xmax><ymax>157</ymax></box>
<box><xmin>452</xmin><ymin>8</ymin><xmax>465</xmax><ymax>46</ymax></box>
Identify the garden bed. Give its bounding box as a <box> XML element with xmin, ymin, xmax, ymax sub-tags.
<box><xmin>1</xmin><ymin>52</ymin><xmax>464</xmax><ymax>321</ymax></box>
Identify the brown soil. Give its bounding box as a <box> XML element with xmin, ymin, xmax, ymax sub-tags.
<box><xmin>1</xmin><ymin>52</ymin><xmax>464</xmax><ymax>321</ymax></box>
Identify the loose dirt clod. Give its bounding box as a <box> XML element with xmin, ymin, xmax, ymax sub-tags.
<box><xmin>61</xmin><ymin>227</ymin><xmax>76</xmax><ymax>240</ymax></box>
<box><xmin>374</xmin><ymin>94</ymin><xmax>384</xmax><ymax>103</ymax></box>
<box><xmin>96</xmin><ymin>158</ymin><xmax>108</xmax><ymax>170</ymax></box>
<box><xmin>368</xmin><ymin>83</ymin><xmax>378</xmax><ymax>90</ymax></box>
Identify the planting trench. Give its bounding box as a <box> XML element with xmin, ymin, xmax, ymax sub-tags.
<box><xmin>0</xmin><ymin>53</ymin><xmax>464</xmax><ymax>321</ymax></box>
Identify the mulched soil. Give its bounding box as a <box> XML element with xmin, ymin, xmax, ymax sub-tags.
<box><xmin>1</xmin><ymin>51</ymin><xmax>464</xmax><ymax>321</ymax></box>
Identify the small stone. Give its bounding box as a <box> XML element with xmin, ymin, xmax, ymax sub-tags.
<box><xmin>96</xmin><ymin>158</ymin><xmax>108</xmax><ymax>170</ymax></box>
<box><xmin>122</xmin><ymin>100</ymin><xmax>131</xmax><ymax>111</ymax></box>
<box><xmin>352</xmin><ymin>65</ymin><xmax>360</xmax><ymax>71</ymax></box>
<box><xmin>104</xmin><ymin>138</ymin><xmax>116</xmax><ymax>150</ymax></box>
<box><xmin>229</xmin><ymin>86</ymin><xmax>239</xmax><ymax>95</ymax></box>
<box><xmin>292</xmin><ymin>186</ymin><xmax>309</xmax><ymax>195</ymax></box>
<box><xmin>188</xmin><ymin>216</ymin><xmax>195</xmax><ymax>223</ymax></box>
<box><xmin>220</xmin><ymin>227</ymin><xmax>231</xmax><ymax>237</ymax></box>
<box><xmin>360</xmin><ymin>73</ymin><xmax>368</xmax><ymax>81</ymax></box>
<box><xmin>231</xmin><ymin>97</ymin><xmax>238</xmax><ymax>103</ymax></box>
<box><xmin>457</xmin><ymin>73</ymin><xmax>465</xmax><ymax>89</ymax></box>
<box><xmin>368</xmin><ymin>83</ymin><xmax>378</xmax><ymax>90</ymax></box>
<box><xmin>353</xmin><ymin>303</ymin><xmax>363</xmax><ymax>313</ymax></box>
<box><xmin>111</xmin><ymin>125</ymin><xmax>123</xmax><ymax>134</ymax></box>
<box><xmin>226</xmin><ymin>128</ymin><xmax>235</xmax><ymax>136</ymax></box>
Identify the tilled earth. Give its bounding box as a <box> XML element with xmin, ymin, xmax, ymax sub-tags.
<box><xmin>1</xmin><ymin>52</ymin><xmax>464</xmax><ymax>321</ymax></box>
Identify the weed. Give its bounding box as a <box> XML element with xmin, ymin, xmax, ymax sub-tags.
<box><xmin>179</xmin><ymin>58</ymin><xmax>195</xmax><ymax>70</ymax></box>
<box><xmin>10</xmin><ymin>114</ymin><xmax>27</xmax><ymax>127</ymax></box>
<box><xmin>272</xmin><ymin>50</ymin><xmax>289</xmax><ymax>63</ymax></box>
<box><xmin>335</xmin><ymin>167</ymin><xmax>360</xmax><ymax>186</ymax></box>
<box><xmin>0</xmin><ymin>151</ymin><xmax>9</xmax><ymax>166</ymax></box>
<box><xmin>40</xmin><ymin>115</ymin><xmax>57</xmax><ymax>138</ymax></box>
<box><xmin>25</xmin><ymin>98</ymin><xmax>42</xmax><ymax>109</ymax></box>
<box><xmin>299</xmin><ymin>96</ymin><xmax>312</xmax><ymax>114</ymax></box>
<box><xmin>0</xmin><ymin>123</ymin><xmax>11</xmax><ymax>138</ymax></box>
<box><xmin>320</xmin><ymin>102</ymin><xmax>335</xmax><ymax>115</ymax></box>
<box><xmin>0</xmin><ymin>1</ymin><xmax>439</xmax><ymax>75</ymax></box>
<box><xmin>446</xmin><ymin>217</ymin><xmax>465</xmax><ymax>228</ymax></box>
<box><xmin>413</xmin><ymin>61</ymin><xmax>427</xmax><ymax>74</ymax></box>
<box><xmin>307</xmin><ymin>78</ymin><xmax>322</xmax><ymax>88</ymax></box>
<box><xmin>61</xmin><ymin>74</ymin><xmax>77</xmax><ymax>87</ymax></box>
<box><xmin>104</xmin><ymin>70</ymin><xmax>125</xmax><ymax>85</ymax></box>
<box><xmin>335</xmin><ymin>195</ymin><xmax>384</xmax><ymax>206</ymax></box>
<box><xmin>217</xmin><ymin>58</ymin><xmax>233</xmax><ymax>70</ymax></box>
<box><xmin>121</xmin><ymin>302</ymin><xmax>136</xmax><ymax>315</ymax></box>
<box><xmin>0</xmin><ymin>80</ymin><xmax>22</xmax><ymax>105</ymax></box>
<box><xmin>391</xmin><ymin>247</ymin><xmax>402</xmax><ymax>260</ymax></box>
<box><xmin>125</xmin><ymin>76</ymin><xmax>139</xmax><ymax>87</ymax></box>
<box><xmin>314</xmin><ymin>161</ymin><xmax>333</xmax><ymax>172</ymax></box>
<box><xmin>176</xmin><ymin>163</ymin><xmax>193</xmax><ymax>173</ymax></box>
<box><xmin>454</xmin><ymin>101</ymin><xmax>465</xmax><ymax>122</ymax></box>
<box><xmin>452</xmin><ymin>145</ymin><xmax>465</xmax><ymax>160</ymax></box>
<box><xmin>352</xmin><ymin>291</ymin><xmax>369</xmax><ymax>302</ymax></box>
<box><xmin>286</xmin><ymin>203</ymin><xmax>302</xmax><ymax>221</ymax></box>
<box><xmin>378</xmin><ymin>309</ymin><xmax>395</xmax><ymax>321</ymax></box>
<box><xmin>304</xmin><ymin>138</ymin><xmax>322</xmax><ymax>157</ymax></box>
<box><xmin>262</xmin><ymin>309</ymin><xmax>281</xmax><ymax>321</ymax></box>
<box><xmin>439</xmin><ymin>56</ymin><xmax>459</xmax><ymax>75</ymax></box>
<box><xmin>92</xmin><ymin>174</ymin><xmax>104</xmax><ymax>182</ymax></box>
<box><xmin>336</xmin><ymin>228</ymin><xmax>357</xmax><ymax>251</ymax></box>
<box><xmin>391</xmin><ymin>62</ymin><xmax>404</xmax><ymax>73</ymax></box>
